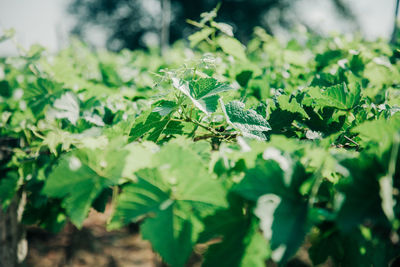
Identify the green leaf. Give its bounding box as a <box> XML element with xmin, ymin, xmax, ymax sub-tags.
<box><xmin>43</xmin><ymin>147</ymin><xmax>128</xmax><ymax>228</ymax></box>
<box><xmin>110</xmin><ymin>143</ymin><xmax>227</xmax><ymax>266</ymax></box>
<box><xmin>364</xmin><ymin>60</ymin><xmax>398</xmax><ymax>88</ymax></box>
<box><xmin>235</xmin><ymin>154</ymin><xmax>310</xmax><ymax>263</ymax></box>
<box><xmin>210</xmin><ymin>21</ymin><xmax>234</xmax><ymax>37</ymax></box>
<box><xmin>152</xmin><ymin>100</ymin><xmax>177</xmax><ymax>116</ymax></box>
<box><xmin>349</xmin><ymin>54</ymin><xmax>365</xmax><ymax>75</ymax></box>
<box><xmin>310</xmin><ymin>227</ymin><xmax>395</xmax><ymax>266</ymax></box>
<box><xmin>26</xmin><ymin>44</ymin><xmax>45</xmax><ymax>60</ymax></box>
<box><xmin>92</xmin><ymin>187</ymin><xmax>112</xmax><ymax>212</ymax></box>
<box><xmin>24</xmin><ymin>78</ymin><xmax>63</xmax><ymax>114</ymax></box>
<box><xmin>352</xmin><ymin>114</ymin><xmax>400</xmax><ymax>152</ymax></box>
<box><xmin>311</xmin><ymin>73</ymin><xmax>341</xmax><ymax>87</ymax></box>
<box><xmin>155</xmin><ymin>143</ymin><xmax>228</xmax><ymax>208</ymax></box>
<box><xmin>163</xmin><ymin>120</ymin><xmax>195</xmax><ymax>135</ymax></box>
<box><xmin>217</xmin><ymin>36</ymin><xmax>247</xmax><ymax>61</ymax></box>
<box><xmin>0</xmin><ymin>81</ymin><xmax>12</xmax><ymax>98</ymax></box>
<box><xmin>172</xmin><ymin>77</ymin><xmax>232</xmax><ymax>114</ymax></box>
<box><xmin>199</xmin><ymin>4</ymin><xmax>220</xmax><ymax>24</ymax></box>
<box><xmin>201</xmin><ymin>196</ymin><xmax>269</xmax><ymax>267</ymax></box>
<box><xmin>268</xmin><ymin>198</ymin><xmax>308</xmax><ymax>263</ymax></box>
<box><xmin>203</xmin><ymin>217</ymin><xmax>268</xmax><ymax>267</ymax></box>
<box><xmin>336</xmin><ymin>156</ymin><xmax>388</xmax><ymax>232</ymax></box>
<box><xmin>108</xmin><ymin>168</ymin><xmax>171</xmax><ymax>229</ymax></box>
<box><xmin>42</xmin><ymin>129</ymin><xmax>75</xmax><ymax>155</ymax></box>
<box><xmin>236</xmin><ymin>70</ymin><xmax>253</xmax><ymax>87</ymax></box>
<box><xmin>141</xmin><ymin>202</ymin><xmax>195</xmax><ymax>267</ymax></box>
<box><xmin>234</xmin><ymin>159</ymin><xmax>286</xmax><ymax>200</ymax></box>
<box><xmin>121</xmin><ymin>141</ymin><xmax>158</xmax><ymax>178</ymax></box>
<box><xmin>99</xmin><ymin>62</ymin><xmax>123</xmax><ymax>87</ymax></box>
<box><xmin>46</xmin><ymin>91</ymin><xmax>80</xmax><ymax>125</ymax></box>
<box><xmin>222</xmin><ymin>101</ymin><xmax>271</xmax><ymax>140</ymax></box>
<box><xmin>240</xmin><ymin>223</ymin><xmax>270</xmax><ymax>267</ymax></box>
<box><xmin>268</xmin><ymin>110</ymin><xmax>298</xmax><ymax>134</ymax></box>
<box><xmin>0</xmin><ymin>172</ymin><xmax>19</xmax><ymax>210</ymax></box>
<box><xmin>315</xmin><ymin>50</ymin><xmax>343</xmax><ymax>70</ymax></box>
<box><xmin>129</xmin><ymin>110</ymin><xmax>193</xmax><ymax>142</ymax></box>
<box><xmin>129</xmin><ymin>111</ymin><xmax>173</xmax><ymax>142</ymax></box>
<box><xmin>188</xmin><ymin>27</ymin><xmax>215</xmax><ymax>47</ymax></box>
<box><xmin>276</xmin><ymin>94</ymin><xmax>310</xmax><ymax>119</ymax></box>
<box><xmin>301</xmin><ymin>105</ymin><xmax>346</xmax><ymax>135</ymax></box>
<box><xmin>190</xmin><ymin>78</ymin><xmax>231</xmax><ymax>99</ymax></box>
<box><xmin>307</xmin><ymin>83</ymin><xmax>361</xmax><ymax>110</ymax></box>
<box><xmin>43</xmin><ymin>153</ymin><xmax>109</xmax><ymax>227</ymax></box>
<box><xmin>111</xmin><ymin>165</ymin><xmax>212</xmax><ymax>266</ymax></box>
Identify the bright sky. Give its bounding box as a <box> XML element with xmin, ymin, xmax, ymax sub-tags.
<box><xmin>0</xmin><ymin>0</ymin><xmax>397</xmax><ymax>55</ymax></box>
<box><xmin>296</xmin><ymin>0</ymin><xmax>396</xmax><ymax>39</ymax></box>
<box><xmin>0</xmin><ymin>0</ymin><xmax>71</xmax><ymax>55</ymax></box>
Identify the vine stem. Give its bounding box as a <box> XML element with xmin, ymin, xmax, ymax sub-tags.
<box><xmin>170</xmin><ymin>117</ymin><xmax>236</xmax><ymax>140</ymax></box>
<box><xmin>29</xmin><ymin>128</ymin><xmax>45</xmax><ymax>140</ymax></box>
<box><xmin>107</xmin><ymin>186</ymin><xmax>119</xmax><ymax>225</ymax></box>
<box><xmin>308</xmin><ymin>162</ymin><xmax>325</xmax><ymax>207</ymax></box>
<box><xmin>171</xmin><ymin>117</ymin><xmax>218</xmax><ymax>134</ymax></box>
<box><xmin>343</xmin><ymin>135</ymin><xmax>359</xmax><ymax>147</ymax></box>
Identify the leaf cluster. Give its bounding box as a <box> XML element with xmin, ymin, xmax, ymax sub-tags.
<box><xmin>1</xmin><ymin>11</ymin><xmax>400</xmax><ymax>267</ymax></box>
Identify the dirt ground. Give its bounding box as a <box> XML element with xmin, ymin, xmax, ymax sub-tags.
<box><xmin>26</xmin><ymin>207</ymin><xmax>160</xmax><ymax>267</ymax></box>
<box><xmin>25</xmin><ymin>205</ymin><xmax>316</xmax><ymax>267</ymax></box>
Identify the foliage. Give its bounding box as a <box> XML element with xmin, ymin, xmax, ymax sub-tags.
<box><xmin>1</xmin><ymin>9</ymin><xmax>400</xmax><ymax>266</ymax></box>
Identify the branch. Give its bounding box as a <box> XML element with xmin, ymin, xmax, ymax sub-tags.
<box><xmin>343</xmin><ymin>135</ymin><xmax>359</xmax><ymax>147</ymax></box>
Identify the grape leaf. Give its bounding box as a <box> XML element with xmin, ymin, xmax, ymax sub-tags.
<box><xmin>155</xmin><ymin>143</ymin><xmax>228</xmax><ymax>208</ymax></box>
<box><xmin>336</xmin><ymin>156</ymin><xmax>388</xmax><ymax>232</ymax></box>
<box><xmin>203</xmin><ymin>216</ymin><xmax>269</xmax><ymax>267</ymax></box>
<box><xmin>172</xmin><ymin>77</ymin><xmax>231</xmax><ymax>114</ymax></box>
<box><xmin>311</xmin><ymin>73</ymin><xmax>341</xmax><ymax>87</ymax></box>
<box><xmin>0</xmin><ymin>172</ymin><xmax>19</xmax><ymax>211</ymax></box>
<box><xmin>307</xmin><ymin>83</ymin><xmax>361</xmax><ymax>110</ymax></box>
<box><xmin>43</xmin><ymin>153</ymin><xmax>110</xmax><ymax>227</ymax></box>
<box><xmin>276</xmin><ymin>94</ymin><xmax>310</xmax><ymax>119</ymax></box>
<box><xmin>269</xmin><ymin>198</ymin><xmax>308</xmax><ymax>263</ymax></box>
<box><xmin>43</xmin><ymin>147</ymin><xmax>128</xmax><ymax>228</ymax></box>
<box><xmin>235</xmin><ymin>155</ymin><xmax>310</xmax><ymax>263</ymax></box>
<box><xmin>108</xmin><ymin>168</ymin><xmax>171</xmax><ymax>229</ymax></box>
<box><xmin>109</xmin><ymin>143</ymin><xmax>228</xmax><ymax>266</ymax></box>
<box><xmin>190</xmin><ymin>78</ymin><xmax>231</xmax><ymax>99</ymax></box>
<box><xmin>234</xmin><ymin>159</ymin><xmax>286</xmax><ymax>200</ymax></box>
<box><xmin>352</xmin><ymin>113</ymin><xmax>400</xmax><ymax>152</ymax></box>
<box><xmin>222</xmin><ymin>100</ymin><xmax>271</xmax><ymax>140</ymax></box>
<box><xmin>310</xmin><ymin>227</ymin><xmax>395</xmax><ymax>266</ymax></box>
<box><xmin>46</xmin><ymin>91</ymin><xmax>80</xmax><ymax>125</ymax></box>
<box><xmin>130</xmin><ymin>111</ymin><xmax>174</xmax><ymax>142</ymax></box>
<box><xmin>141</xmin><ymin>201</ymin><xmax>197</xmax><ymax>267</ymax></box>
<box><xmin>0</xmin><ymin>81</ymin><xmax>12</xmax><ymax>98</ymax></box>
<box><xmin>24</xmin><ymin>78</ymin><xmax>63</xmax><ymax>114</ymax></box>
<box><xmin>217</xmin><ymin>36</ymin><xmax>247</xmax><ymax>61</ymax></box>
<box><xmin>188</xmin><ymin>27</ymin><xmax>215</xmax><ymax>47</ymax></box>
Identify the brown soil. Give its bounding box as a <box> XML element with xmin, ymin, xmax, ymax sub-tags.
<box><xmin>26</xmin><ymin>206</ymin><xmax>159</xmax><ymax>267</ymax></box>
<box><xmin>25</xmin><ymin>205</ymin><xmax>323</xmax><ymax>267</ymax></box>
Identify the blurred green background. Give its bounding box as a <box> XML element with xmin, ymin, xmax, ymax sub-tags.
<box><xmin>0</xmin><ymin>0</ymin><xmax>398</xmax><ymax>54</ymax></box>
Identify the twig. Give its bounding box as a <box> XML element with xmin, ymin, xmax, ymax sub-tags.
<box><xmin>193</xmin><ymin>134</ymin><xmax>214</xmax><ymax>141</ymax></box>
<box><xmin>343</xmin><ymin>135</ymin><xmax>359</xmax><ymax>147</ymax></box>
<box><xmin>171</xmin><ymin>117</ymin><xmax>237</xmax><ymax>141</ymax></box>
